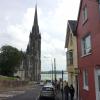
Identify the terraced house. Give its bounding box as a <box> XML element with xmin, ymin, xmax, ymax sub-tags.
<box><xmin>76</xmin><ymin>0</ymin><xmax>100</xmax><ymax>100</ymax></box>
<box><xmin>65</xmin><ymin>20</ymin><xmax>79</xmax><ymax>100</ymax></box>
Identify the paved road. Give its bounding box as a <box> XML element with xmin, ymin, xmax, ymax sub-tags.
<box><xmin>0</xmin><ymin>85</ymin><xmax>62</xmax><ymax>100</ymax></box>
<box><xmin>5</xmin><ymin>85</ymin><xmax>42</xmax><ymax>100</ymax></box>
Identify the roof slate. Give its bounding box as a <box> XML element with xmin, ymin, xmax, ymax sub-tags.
<box><xmin>68</xmin><ymin>20</ymin><xmax>77</xmax><ymax>35</ymax></box>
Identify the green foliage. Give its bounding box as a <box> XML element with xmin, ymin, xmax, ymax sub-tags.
<box><xmin>0</xmin><ymin>75</ymin><xmax>17</xmax><ymax>80</ymax></box>
<box><xmin>0</xmin><ymin>45</ymin><xmax>22</xmax><ymax>76</ymax></box>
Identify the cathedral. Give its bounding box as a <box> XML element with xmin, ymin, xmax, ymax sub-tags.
<box><xmin>18</xmin><ymin>6</ymin><xmax>41</xmax><ymax>82</ymax></box>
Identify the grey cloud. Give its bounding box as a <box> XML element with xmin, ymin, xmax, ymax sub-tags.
<box><xmin>0</xmin><ymin>0</ymin><xmax>80</xmax><ymax>71</ymax></box>
<box><xmin>37</xmin><ymin>0</ymin><xmax>59</xmax><ymax>12</ymax></box>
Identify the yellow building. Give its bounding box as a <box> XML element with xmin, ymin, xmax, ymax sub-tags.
<box><xmin>65</xmin><ymin>20</ymin><xmax>79</xmax><ymax>99</ymax></box>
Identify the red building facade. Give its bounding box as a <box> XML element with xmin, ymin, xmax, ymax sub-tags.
<box><xmin>77</xmin><ymin>0</ymin><xmax>100</xmax><ymax>100</ymax></box>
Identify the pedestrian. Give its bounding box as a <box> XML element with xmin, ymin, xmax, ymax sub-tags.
<box><xmin>64</xmin><ymin>82</ymin><xmax>70</xmax><ymax>100</ymax></box>
<box><xmin>57</xmin><ymin>81</ymin><xmax>60</xmax><ymax>91</ymax></box>
<box><xmin>69</xmin><ymin>84</ymin><xmax>75</xmax><ymax>100</ymax></box>
<box><xmin>60</xmin><ymin>81</ymin><xmax>63</xmax><ymax>93</ymax></box>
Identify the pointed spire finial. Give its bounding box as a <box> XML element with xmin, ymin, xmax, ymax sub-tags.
<box><xmin>35</xmin><ymin>1</ymin><xmax>37</xmax><ymax>13</ymax></box>
<box><xmin>36</xmin><ymin>0</ymin><xmax>37</xmax><ymax>5</ymax></box>
<box><xmin>36</xmin><ymin>0</ymin><xmax>37</xmax><ymax>7</ymax></box>
<box><xmin>32</xmin><ymin>1</ymin><xmax>39</xmax><ymax>34</ymax></box>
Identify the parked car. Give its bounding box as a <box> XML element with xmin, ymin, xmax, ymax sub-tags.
<box><xmin>39</xmin><ymin>83</ymin><xmax>56</xmax><ymax>100</ymax></box>
<box><xmin>39</xmin><ymin>81</ymin><xmax>44</xmax><ymax>86</ymax></box>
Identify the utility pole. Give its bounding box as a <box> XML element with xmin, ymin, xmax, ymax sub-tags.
<box><xmin>52</xmin><ymin>62</ymin><xmax>53</xmax><ymax>82</ymax></box>
<box><xmin>43</xmin><ymin>56</ymin><xmax>54</xmax><ymax>82</ymax></box>
<box><xmin>62</xmin><ymin>70</ymin><xmax>64</xmax><ymax>100</ymax></box>
<box><xmin>54</xmin><ymin>58</ymin><xmax>56</xmax><ymax>83</ymax></box>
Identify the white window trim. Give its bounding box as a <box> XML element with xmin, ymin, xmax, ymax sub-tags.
<box><xmin>82</xmin><ymin>6</ymin><xmax>88</xmax><ymax>24</ymax></box>
<box><xmin>81</xmin><ymin>34</ymin><xmax>92</xmax><ymax>56</ymax></box>
<box><xmin>83</xmin><ymin>85</ymin><xmax>89</xmax><ymax>91</ymax></box>
<box><xmin>83</xmin><ymin>70</ymin><xmax>89</xmax><ymax>91</ymax></box>
<box><xmin>67</xmin><ymin>50</ymin><xmax>73</xmax><ymax>66</ymax></box>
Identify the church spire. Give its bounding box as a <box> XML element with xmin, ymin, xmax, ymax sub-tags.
<box><xmin>32</xmin><ymin>4</ymin><xmax>39</xmax><ymax>34</ymax></box>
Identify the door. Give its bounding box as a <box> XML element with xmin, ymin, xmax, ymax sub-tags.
<box><xmin>95</xmin><ymin>69</ymin><xmax>100</xmax><ymax>100</ymax></box>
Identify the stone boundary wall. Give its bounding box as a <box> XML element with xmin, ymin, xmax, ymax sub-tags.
<box><xmin>0</xmin><ymin>80</ymin><xmax>28</xmax><ymax>88</ymax></box>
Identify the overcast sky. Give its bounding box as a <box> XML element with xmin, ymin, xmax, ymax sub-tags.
<box><xmin>0</xmin><ymin>0</ymin><xmax>80</xmax><ymax>71</ymax></box>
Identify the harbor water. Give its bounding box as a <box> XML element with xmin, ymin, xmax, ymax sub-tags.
<box><xmin>41</xmin><ymin>73</ymin><xmax>68</xmax><ymax>81</ymax></box>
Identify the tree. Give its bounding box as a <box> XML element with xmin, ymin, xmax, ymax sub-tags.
<box><xmin>0</xmin><ymin>45</ymin><xmax>22</xmax><ymax>76</ymax></box>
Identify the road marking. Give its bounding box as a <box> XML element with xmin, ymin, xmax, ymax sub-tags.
<box><xmin>0</xmin><ymin>94</ymin><xmax>14</xmax><ymax>98</ymax></box>
<box><xmin>10</xmin><ymin>90</ymin><xmax>25</xmax><ymax>94</ymax></box>
<box><xmin>0</xmin><ymin>90</ymin><xmax>26</xmax><ymax>99</ymax></box>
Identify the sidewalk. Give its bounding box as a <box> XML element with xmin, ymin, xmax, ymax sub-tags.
<box><xmin>56</xmin><ymin>91</ymin><xmax>77</xmax><ymax>100</ymax></box>
<box><xmin>56</xmin><ymin>91</ymin><xmax>63</xmax><ymax>100</ymax></box>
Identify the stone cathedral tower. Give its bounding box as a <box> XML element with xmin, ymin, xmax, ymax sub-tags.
<box><xmin>26</xmin><ymin>5</ymin><xmax>41</xmax><ymax>81</ymax></box>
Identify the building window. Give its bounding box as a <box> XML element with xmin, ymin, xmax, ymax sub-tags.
<box><xmin>81</xmin><ymin>34</ymin><xmax>91</xmax><ymax>56</ymax></box>
<box><xmin>97</xmin><ymin>0</ymin><xmax>100</xmax><ymax>3</ymax></box>
<box><xmin>83</xmin><ymin>69</ymin><xmax>88</xmax><ymax>90</ymax></box>
<box><xmin>97</xmin><ymin>0</ymin><xmax>100</xmax><ymax>12</ymax></box>
<box><xmin>67</xmin><ymin>50</ymin><xmax>73</xmax><ymax>66</ymax></box>
<box><xmin>82</xmin><ymin>6</ymin><xmax>88</xmax><ymax>23</ymax></box>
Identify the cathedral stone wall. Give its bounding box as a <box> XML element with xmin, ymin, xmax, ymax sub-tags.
<box><xmin>19</xmin><ymin>6</ymin><xmax>41</xmax><ymax>82</ymax></box>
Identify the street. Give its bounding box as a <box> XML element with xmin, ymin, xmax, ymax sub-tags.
<box><xmin>0</xmin><ymin>84</ymin><xmax>61</xmax><ymax>100</ymax></box>
<box><xmin>5</xmin><ymin>85</ymin><xmax>41</xmax><ymax>100</ymax></box>
<box><xmin>0</xmin><ymin>85</ymin><xmax>41</xmax><ymax>100</ymax></box>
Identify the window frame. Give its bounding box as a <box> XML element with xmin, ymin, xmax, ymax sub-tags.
<box><xmin>97</xmin><ymin>0</ymin><xmax>100</xmax><ymax>12</ymax></box>
<box><xmin>82</xmin><ymin>5</ymin><xmax>88</xmax><ymax>24</ymax></box>
<box><xmin>81</xmin><ymin>34</ymin><xmax>92</xmax><ymax>56</ymax></box>
<box><xmin>67</xmin><ymin>50</ymin><xmax>73</xmax><ymax>66</ymax></box>
<box><xmin>97</xmin><ymin>0</ymin><xmax>100</xmax><ymax>4</ymax></box>
<box><xmin>83</xmin><ymin>69</ymin><xmax>89</xmax><ymax>90</ymax></box>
